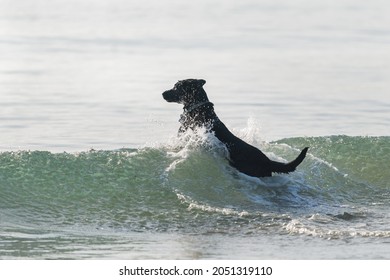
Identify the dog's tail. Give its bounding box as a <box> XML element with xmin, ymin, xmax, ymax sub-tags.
<box><xmin>270</xmin><ymin>147</ymin><xmax>309</xmax><ymax>174</ymax></box>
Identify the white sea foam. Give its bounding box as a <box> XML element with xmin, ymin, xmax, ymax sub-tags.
<box><xmin>176</xmin><ymin>193</ymin><xmax>250</xmax><ymax>217</ymax></box>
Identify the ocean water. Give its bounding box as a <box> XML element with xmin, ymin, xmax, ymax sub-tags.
<box><xmin>0</xmin><ymin>0</ymin><xmax>389</xmax><ymax>259</ymax></box>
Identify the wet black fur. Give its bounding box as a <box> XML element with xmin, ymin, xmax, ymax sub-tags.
<box><xmin>162</xmin><ymin>79</ymin><xmax>308</xmax><ymax>177</ymax></box>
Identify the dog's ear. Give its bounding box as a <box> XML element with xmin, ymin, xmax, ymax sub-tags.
<box><xmin>196</xmin><ymin>79</ymin><xmax>206</xmax><ymax>88</ymax></box>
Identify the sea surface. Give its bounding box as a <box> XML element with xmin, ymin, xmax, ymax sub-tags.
<box><xmin>0</xmin><ymin>0</ymin><xmax>389</xmax><ymax>259</ymax></box>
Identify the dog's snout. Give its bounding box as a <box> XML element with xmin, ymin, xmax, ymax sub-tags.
<box><xmin>162</xmin><ymin>91</ymin><xmax>166</xmax><ymax>99</ymax></box>
<box><xmin>162</xmin><ymin>90</ymin><xmax>171</xmax><ymax>100</ymax></box>
<box><xmin>162</xmin><ymin>89</ymin><xmax>179</xmax><ymax>103</ymax></box>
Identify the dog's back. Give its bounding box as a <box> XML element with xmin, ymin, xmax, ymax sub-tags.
<box><xmin>212</xmin><ymin>120</ymin><xmax>308</xmax><ymax>177</ymax></box>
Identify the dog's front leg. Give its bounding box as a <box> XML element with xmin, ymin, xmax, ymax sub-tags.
<box><xmin>178</xmin><ymin>125</ymin><xmax>187</xmax><ymax>135</ymax></box>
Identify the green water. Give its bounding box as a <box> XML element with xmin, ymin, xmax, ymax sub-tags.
<box><xmin>1</xmin><ymin>135</ymin><xmax>389</xmax><ymax>259</ymax></box>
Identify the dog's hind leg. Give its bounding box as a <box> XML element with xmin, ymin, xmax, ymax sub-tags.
<box><xmin>269</xmin><ymin>147</ymin><xmax>309</xmax><ymax>174</ymax></box>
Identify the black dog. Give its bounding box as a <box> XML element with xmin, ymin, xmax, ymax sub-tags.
<box><xmin>162</xmin><ymin>79</ymin><xmax>308</xmax><ymax>177</ymax></box>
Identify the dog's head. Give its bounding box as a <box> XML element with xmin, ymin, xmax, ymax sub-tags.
<box><xmin>162</xmin><ymin>79</ymin><xmax>207</xmax><ymax>105</ymax></box>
